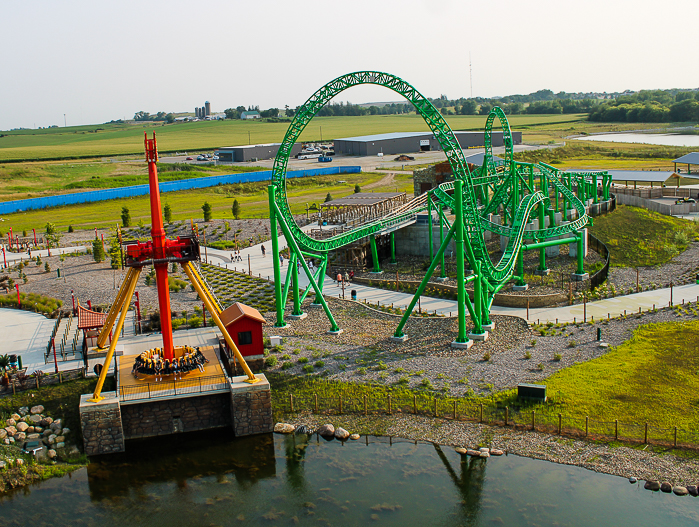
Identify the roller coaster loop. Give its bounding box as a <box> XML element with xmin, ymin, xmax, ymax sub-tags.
<box><xmin>268</xmin><ymin>71</ymin><xmax>611</xmax><ymax>347</ymax></box>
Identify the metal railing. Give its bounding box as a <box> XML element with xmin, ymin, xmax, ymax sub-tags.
<box><xmin>118</xmin><ymin>374</ymin><xmax>229</xmax><ymax>402</ymax></box>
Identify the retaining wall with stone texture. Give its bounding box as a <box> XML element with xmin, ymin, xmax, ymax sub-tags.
<box><xmin>79</xmin><ymin>393</ymin><xmax>125</xmax><ymax>456</ymax></box>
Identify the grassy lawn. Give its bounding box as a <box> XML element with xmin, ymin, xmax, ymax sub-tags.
<box><xmin>0</xmin><ymin>171</ymin><xmax>412</xmax><ymax>234</ymax></box>
<box><xmin>588</xmin><ymin>205</ymin><xmax>699</xmax><ymax>267</ymax></box>
<box><xmin>534</xmin><ymin>320</ymin><xmax>699</xmax><ymax>433</ymax></box>
<box><xmin>0</xmin><ymin>114</ymin><xmax>585</xmax><ymax>162</ymax></box>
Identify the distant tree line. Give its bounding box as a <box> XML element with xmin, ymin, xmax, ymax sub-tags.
<box><xmin>589</xmin><ymin>90</ymin><xmax>699</xmax><ymax>122</ymax></box>
<box><xmin>134</xmin><ymin>111</ymin><xmax>175</xmax><ymax>123</ymax></box>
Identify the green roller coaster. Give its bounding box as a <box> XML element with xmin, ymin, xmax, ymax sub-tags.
<box><xmin>268</xmin><ymin>71</ymin><xmax>611</xmax><ymax>347</ymax></box>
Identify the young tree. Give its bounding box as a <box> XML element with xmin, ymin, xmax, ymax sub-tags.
<box><xmin>163</xmin><ymin>203</ymin><xmax>172</xmax><ymax>223</ymax></box>
<box><xmin>45</xmin><ymin>222</ymin><xmax>56</xmax><ymax>236</ymax></box>
<box><xmin>202</xmin><ymin>201</ymin><xmax>212</xmax><ymax>222</ymax></box>
<box><xmin>325</xmin><ymin>193</ymin><xmax>333</xmax><ymax>202</ymax></box>
<box><xmin>92</xmin><ymin>238</ymin><xmax>106</xmax><ymax>263</ymax></box>
<box><xmin>231</xmin><ymin>199</ymin><xmax>240</xmax><ymax>219</ymax></box>
<box><xmin>121</xmin><ymin>206</ymin><xmax>131</xmax><ymax>227</ymax></box>
<box><xmin>107</xmin><ymin>234</ymin><xmax>122</xmax><ymax>269</ymax></box>
<box><xmin>354</xmin><ymin>184</ymin><xmax>361</xmax><ymax>194</ymax></box>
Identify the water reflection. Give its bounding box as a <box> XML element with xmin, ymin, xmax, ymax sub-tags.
<box><xmin>0</xmin><ymin>431</ymin><xmax>697</xmax><ymax>526</ymax></box>
<box><xmin>87</xmin><ymin>429</ymin><xmax>276</xmax><ymax>502</ymax></box>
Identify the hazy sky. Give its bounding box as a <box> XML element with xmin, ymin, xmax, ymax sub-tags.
<box><xmin>2</xmin><ymin>0</ymin><xmax>697</xmax><ymax>130</ymax></box>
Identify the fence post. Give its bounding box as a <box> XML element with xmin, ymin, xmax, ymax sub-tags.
<box><xmin>615</xmin><ymin>420</ymin><xmax>618</xmax><ymax>440</ymax></box>
<box><xmin>314</xmin><ymin>393</ymin><xmax>318</xmax><ymax>413</ymax></box>
<box><xmin>505</xmin><ymin>406</ymin><xmax>509</xmax><ymax>426</ymax></box>
<box><xmin>674</xmin><ymin>427</ymin><xmax>677</xmax><ymax>447</ymax></box>
<box><xmin>644</xmin><ymin>422</ymin><xmax>648</xmax><ymax>444</ymax></box>
<box><xmin>289</xmin><ymin>393</ymin><xmax>294</xmax><ymax>413</ymax></box>
<box><xmin>388</xmin><ymin>395</ymin><xmax>392</xmax><ymax>415</ymax></box>
<box><xmin>558</xmin><ymin>414</ymin><xmax>562</xmax><ymax>435</ymax></box>
<box><xmin>413</xmin><ymin>395</ymin><xmax>417</xmax><ymax>415</ymax></box>
<box><xmin>532</xmin><ymin>410</ymin><xmax>535</xmax><ymax>430</ymax></box>
<box><xmin>453</xmin><ymin>400</ymin><xmax>457</xmax><ymax>420</ymax></box>
<box><xmin>479</xmin><ymin>403</ymin><xmax>483</xmax><ymax>423</ymax></box>
<box><xmin>36</xmin><ymin>376</ymin><xmax>40</xmax><ymax>389</ymax></box>
<box><xmin>339</xmin><ymin>395</ymin><xmax>343</xmax><ymax>414</ymax></box>
<box><xmin>364</xmin><ymin>395</ymin><xmax>367</xmax><ymax>416</ymax></box>
<box><xmin>585</xmin><ymin>416</ymin><xmax>589</xmax><ymax>437</ymax></box>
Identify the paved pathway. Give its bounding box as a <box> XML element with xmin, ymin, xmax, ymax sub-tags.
<box><xmin>201</xmin><ymin>233</ymin><xmax>699</xmax><ymax>325</ymax></box>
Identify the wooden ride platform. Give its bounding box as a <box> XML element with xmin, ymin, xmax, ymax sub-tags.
<box><xmin>116</xmin><ymin>346</ymin><xmax>227</xmax><ymax>402</ymax></box>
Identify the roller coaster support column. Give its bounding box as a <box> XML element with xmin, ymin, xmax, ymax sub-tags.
<box><xmin>468</xmin><ymin>260</ymin><xmax>486</xmax><ymax>340</ymax></box>
<box><xmin>312</xmin><ymin>257</ymin><xmax>327</xmax><ymax>305</ymax></box>
<box><xmin>370</xmin><ymin>235</ymin><xmax>381</xmax><ymax>274</ymax></box>
<box><xmin>290</xmin><ymin>257</ymin><xmax>304</xmax><ymax>318</ymax></box>
<box><xmin>537</xmin><ymin>197</ymin><xmax>548</xmax><ymax>275</ymax></box>
<box><xmin>428</xmin><ymin>196</ymin><xmax>434</xmax><ymax>264</ymax></box>
<box><xmin>593</xmin><ymin>174</ymin><xmax>599</xmax><ymax>203</ymax></box>
<box><xmin>573</xmin><ymin>231</ymin><xmax>587</xmax><ymax>280</ymax></box>
<box><xmin>270</xmin><ymin>197</ymin><xmax>340</xmax><ymax>333</ymax></box>
<box><xmin>390</xmin><ymin>232</ymin><xmax>396</xmax><ymax>264</ymax></box>
<box><xmin>268</xmin><ymin>185</ymin><xmax>287</xmax><ymax>328</ymax></box>
<box><xmin>452</xmin><ymin>180</ymin><xmax>472</xmax><ymax>348</ymax></box>
<box><xmin>438</xmin><ymin>204</ymin><xmax>446</xmax><ymax>280</ymax></box>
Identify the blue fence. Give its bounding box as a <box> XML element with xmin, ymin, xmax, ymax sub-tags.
<box><xmin>0</xmin><ymin>166</ymin><xmax>361</xmax><ymax>215</ymax></box>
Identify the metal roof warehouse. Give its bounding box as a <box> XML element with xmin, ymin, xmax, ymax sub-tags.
<box><xmin>334</xmin><ymin>130</ymin><xmax>522</xmax><ymax>156</ymax></box>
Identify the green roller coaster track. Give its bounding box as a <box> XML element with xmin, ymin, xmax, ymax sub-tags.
<box><xmin>268</xmin><ymin>71</ymin><xmax>611</xmax><ymax>346</ymax></box>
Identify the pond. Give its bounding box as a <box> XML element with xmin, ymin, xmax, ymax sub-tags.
<box><xmin>1</xmin><ymin>430</ymin><xmax>697</xmax><ymax>526</ymax></box>
<box><xmin>575</xmin><ymin>133</ymin><xmax>699</xmax><ymax>148</ymax></box>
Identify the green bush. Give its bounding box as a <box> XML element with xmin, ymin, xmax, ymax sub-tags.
<box><xmin>314</xmin><ymin>360</ymin><xmax>325</xmax><ymax>368</ymax></box>
<box><xmin>188</xmin><ymin>316</ymin><xmax>202</xmax><ymax>329</ymax></box>
<box><xmin>281</xmin><ymin>361</ymin><xmax>293</xmax><ymax>370</ymax></box>
<box><xmin>302</xmin><ymin>364</ymin><xmax>314</xmax><ymax>374</ymax></box>
<box><xmin>266</xmin><ymin>356</ymin><xmax>278</xmax><ymax>368</ymax></box>
<box><xmin>297</xmin><ymin>357</ymin><xmax>309</xmax><ymax>364</ymax></box>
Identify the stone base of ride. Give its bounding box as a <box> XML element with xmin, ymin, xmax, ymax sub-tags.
<box><xmin>571</xmin><ymin>272</ymin><xmax>589</xmax><ymax>282</ymax></box>
<box><xmin>288</xmin><ymin>312</ymin><xmax>308</xmax><ymax>320</ymax></box>
<box><xmin>468</xmin><ymin>331</ymin><xmax>489</xmax><ymax>342</ymax></box>
<box><xmin>512</xmin><ymin>284</ymin><xmax>529</xmax><ymax>291</ymax></box>
<box><xmin>79</xmin><ymin>375</ymin><xmax>273</xmax><ymax>456</ymax></box>
<box><xmin>390</xmin><ymin>334</ymin><xmax>409</xmax><ymax>343</ymax></box>
<box><xmin>534</xmin><ymin>268</ymin><xmax>550</xmax><ymax>276</ymax></box>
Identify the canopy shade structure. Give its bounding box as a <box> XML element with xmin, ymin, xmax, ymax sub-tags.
<box><xmin>673</xmin><ymin>152</ymin><xmax>699</xmax><ymax>175</ymax></box>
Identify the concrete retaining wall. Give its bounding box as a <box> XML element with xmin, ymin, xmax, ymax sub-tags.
<box><xmin>615</xmin><ymin>193</ymin><xmax>698</xmax><ymax>216</ymax></box>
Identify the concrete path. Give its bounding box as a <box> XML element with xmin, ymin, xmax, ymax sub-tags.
<box><xmin>1</xmin><ymin>245</ymin><xmax>85</xmax><ymax>269</ymax></box>
<box><xmin>200</xmin><ymin>233</ymin><xmax>699</xmax><ymax>325</ymax></box>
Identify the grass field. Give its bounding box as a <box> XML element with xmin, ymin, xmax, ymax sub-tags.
<box><xmin>0</xmin><ymin>114</ymin><xmax>586</xmax><ymax>162</ymax></box>
<box><xmin>0</xmin><ymin>171</ymin><xmax>411</xmax><ymax>234</ymax></box>
<box><xmin>535</xmin><ymin>320</ymin><xmax>699</xmax><ymax>433</ymax></box>
<box><xmin>588</xmin><ymin>205</ymin><xmax>699</xmax><ymax>267</ymax></box>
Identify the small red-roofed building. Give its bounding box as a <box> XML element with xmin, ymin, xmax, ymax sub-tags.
<box><xmin>219</xmin><ymin>302</ymin><xmax>266</xmax><ymax>371</ymax></box>
<box><xmin>77</xmin><ymin>304</ymin><xmax>108</xmax><ymax>350</ymax></box>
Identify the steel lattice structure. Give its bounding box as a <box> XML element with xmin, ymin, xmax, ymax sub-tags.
<box><xmin>268</xmin><ymin>71</ymin><xmax>610</xmax><ymax>346</ymax></box>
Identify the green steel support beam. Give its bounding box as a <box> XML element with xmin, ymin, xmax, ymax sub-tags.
<box><xmin>454</xmin><ymin>180</ymin><xmax>468</xmax><ymax>343</ymax></box>
<box><xmin>439</xmin><ymin>203</ymin><xmax>446</xmax><ymax>278</ymax></box>
<box><xmin>390</xmin><ymin>231</ymin><xmax>396</xmax><ymax>264</ymax></box>
<box><xmin>370</xmin><ymin>234</ymin><xmax>381</xmax><ymax>273</ymax></box>
<box><xmin>281</xmin><ymin>252</ymin><xmax>296</xmax><ymax>308</ymax></box>
<box><xmin>291</xmin><ymin>254</ymin><xmax>302</xmax><ymax>316</ymax></box>
<box><xmin>428</xmin><ymin>196</ymin><xmax>434</xmax><ymax>264</ymax></box>
<box><xmin>268</xmin><ymin>185</ymin><xmax>286</xmax><ymax>328</ymax></box>
<box><xmin>576</xmin><ymin>232</ymin><xmax>585</xmax><ymax>275</ymax></box>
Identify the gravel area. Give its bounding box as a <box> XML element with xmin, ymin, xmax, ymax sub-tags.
<box><xmin>264</xmin><ymin>296</ymin><xmax>699</xmax><ymax>396</ymax></box>
<box><xmin>280</xmin><ymin>413</ymin><xmax>699</xmax><ymax>487</ymax></box>
<box><xmin>608</xmin><ymin>241</ymin><xmax>699</xmax><ymax>290</ymax></box>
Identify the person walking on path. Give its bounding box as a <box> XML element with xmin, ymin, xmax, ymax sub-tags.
<box><xmin>261</xmin><ymin>245</ymin><xmax>266</xmax><ymax>257</ymax></box>
<box><xmin>280</xmin><ymin>254</ymin><xmax>284</xmax><ymax>266</ymax></box>
<box><xmin>337</xmin><ymin>271</ymin><xmax>342</xmax><ymax>287</ymax></box>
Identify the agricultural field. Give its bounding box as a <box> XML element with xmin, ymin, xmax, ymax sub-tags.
<box><xmin>0</xmin><ymin>161</ymin><xmax>264</xmax><ymax>202</ymax></box>
<box><xmin>0</xmin><ymin>171</ymin><xmax>411</xmax><ymax>234</ymax></box>
<box><xmin>0</xmin><ymin>114</ymin><xmax>586</xmax><ymax>162</ymax></box>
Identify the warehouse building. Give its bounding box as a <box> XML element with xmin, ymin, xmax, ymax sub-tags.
<box><xmin>334</xmin><ymin>130</ymin><xmax>522</xmax><ymax>156</ymax></box>
<box><xmin>217</xmin><ymin>143</ymin><xmax>302</xmax><ymax>162</ymax></box>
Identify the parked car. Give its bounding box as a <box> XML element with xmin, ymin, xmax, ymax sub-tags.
<box><xmin>185</xmin><ymin>156</ymin><xmax>193</xmax><ymax>160</ymax></box>
<box><xmin>21</xmin><ymin>441</ymin><xmax>45</xmax><ymax>455</ymax></box>
<box><xmin>212</xmin><ymin>155</ymin><xmax>219</xmax><ymax>160</ymax></box>
<box><xmin>197</xmin><ymin>155</ymin><xmax>206</xmax><ymax>161</ymax></box>
<box><xmin>318</xmin><ymin>156</ymin><xmax>332</xmax><ymax>163</ymax></box>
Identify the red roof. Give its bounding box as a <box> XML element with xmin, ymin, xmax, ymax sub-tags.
<box><xmin>77</xmin><ymin>305</ymin><xmax>108</xmax><ymax>330</ymax></box>
<box><xmin>220</xmin><ymin>302</ymin><xmax>265</xmax><ymax>327</ymax></box>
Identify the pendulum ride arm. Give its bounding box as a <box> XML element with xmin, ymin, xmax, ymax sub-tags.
<box><xmin>95</xmin><ymin>266</ymin><xmax>142</xmax><ymax>350</ymax></box>
<box><xmin>187</xmin><ymin>262</ymin><xmax>223</xmax><ymax>314</ymax></box>
<box><xmin>182</xmin><ymin>262</ymin><xmax>259</xmax><ymax>383</ymax></box>
<box><xmin>89</xmin><ymin>266</ymin><xmax>142</xmax><ymax>402</ymax></box>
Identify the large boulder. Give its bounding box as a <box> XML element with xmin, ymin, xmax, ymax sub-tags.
<box><xmin>686</xmin><ymin>485</ymin><xmax>698</xmax><ymax>497</ymax></box>
<box><xmin>16</xmin><ymin>422</ymin><xmax>29</xmax><ymax>433</ymax></box>
<box><xmin>18</xmin><ymin>407</ymin><xmax>28</xmax><ymax>416</ymax></box>
<box><xmin>40</xmin><ymin>417</ymin><xmax>53</xmax><ymax>427</ymax></box>
<box><xmin>295</xmin><ymin>425</ymin><xmax>313</xmax><ymax>435</ymax></box>
<box><xmin>47</xmin><ymin>450</ymin><xmax>57</xmax><ymax>459</ymax></box>
<box><xmin>4</xmin><ymin>426</ymin><xmax>17</xmax><ymax>437</ymax></box>
<box><xmin>0</xmin><ymin>429</ymin><xmax>6</xmax><ymax>440</ymax></box>
<box><xmin>317</xmin><ymin>424</ymin><xmax>335</xmax><ymax>438</ymax></box>
<box><xmin>27</xmin><ymin>433</ymin><xmax>41</xmax><ymax>441</ymax></box>
<box><xmin>644</xmin><ymin>480</ymin><xmax>660</xmax><ymax>491</ymax></box>
<box><xmin>274</xmin><ymin>423</ymin><xmax>295</xmax><ymax>434</ymax></box>
<box><xmin>48</xmin><ymin>434</ymin><xmax>57</xmax><ymax>445</ymax></box>
<box><xmin>6</xmin><ymin>418</ymin><xmax>16</xmax><ymax>427</ymax></box>
<box><xmin>29</xmin><ymin>415</ymin><xmax>42</xmax><ymax>424</ymax></box>
<box><xmin>349</xmin><ymin>434</ymin><xmax>360</xmax><ymax>440</ymax></box>
<box><xmin>334</xmin><ymin>428</ymin><xmax>350</xmax><ymax>440</ymax></box>
<box><xmin>673</xmin><ymin>486</ymin><xmax>689</xmax><ymax>496</ymax></box>
<box><xmin>490</xmin><ymin>449</ymin><xmax>504</xmax><ymax>456</ymax></box>
<box><xmin>15</xmin><ymin>432</ymin><xmax>26</xmax><ymax>442</ymax></box>
<box><xmin>466</xmin><ymin>449</ymin><xmax>480</xmax><ymax>456</ymax></box>
<box><xmin>455</xmin><ymin>447</ymin><xmax>467</xmax><ymax>455</ymax></box>
<box><xmin>55</xmin><ymin>442</ymin><xmax>65</xmax><ymax>449</ymax></box>
<box><xmin>11</xmin><ymin>413</ymin><xmax>21</xmax><ymax>421</ymax></box>
<box><xmin>61</xmin><ymin>428</ymin><xmax>70</xmax><ymax>435</ymax></box>
<box><xmin>660</xmin><ymin>482</ymin><xmax>672</xmax><ymax>493</ymax></box>
<box><xmin>30</xmin><ymin>405</ymin><xmax>45</xmax><ymax>415</ymax></box>
<box><xmin>50</xmin><ymin>420</ymin><xmax>62</xmax><ymax>431</ymax></box>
